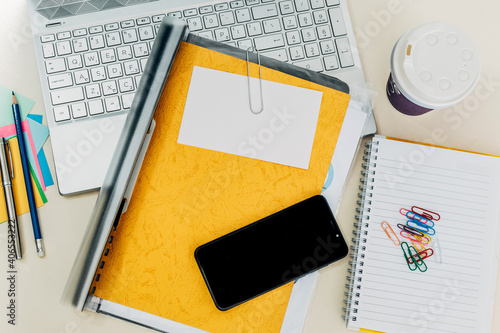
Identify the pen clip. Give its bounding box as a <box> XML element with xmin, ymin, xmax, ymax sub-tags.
<box><xmin>5</xmin><ymin>139</ymin><xmax>14</xmax><ymax>179</ymax></box>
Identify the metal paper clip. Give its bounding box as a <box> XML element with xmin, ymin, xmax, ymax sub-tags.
<box><xmin>381</xmin><ymin>221</ymin><xmax>400</xmax><ymax>246</ymax></box>
<box><xmin>412</xmin><ymin>206</ymin><xmax>440</xmax><ymax>221</ymax></box>
<box><xmin>407</xmin><ymin>219</ymin><xmax>435</xmax><ymax>236</ymax></box>
<box><xmin>246</xmin><ymin>46</ymin><xmax>263</xmax><ymax>114</ymax></box>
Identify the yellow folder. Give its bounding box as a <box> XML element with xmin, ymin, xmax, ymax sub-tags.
<box><xmin>90</xmin><ymin>41</ymin><xmax>350</xmax><ymax>333</ymax></box>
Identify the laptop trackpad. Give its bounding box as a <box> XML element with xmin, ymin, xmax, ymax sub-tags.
<box><xmin>49</xmin><ymin>114</ymin><xmax>127</xmax><ymax>195</ymax></box>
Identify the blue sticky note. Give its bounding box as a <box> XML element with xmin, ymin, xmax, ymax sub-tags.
<box><xmin>37</xmin><ymin>149</ymin><xmax>54</xmax><ymax>187</ymax></box>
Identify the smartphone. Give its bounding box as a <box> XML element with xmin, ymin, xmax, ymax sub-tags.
<box><xmin>194</xmin><ymin>195</ymin><xmax>348</xmax><ymax>311</ymax></box>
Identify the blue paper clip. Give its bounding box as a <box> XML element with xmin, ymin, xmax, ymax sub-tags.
<box><xmin>406</xmin><ymin>211</ymin><xmax>435</xmax><ymax>227</ymax></box>
<box><xmin>407</xmin><ymin>219</ymin><xmax>436</xmax><ymax>236</ymax></box>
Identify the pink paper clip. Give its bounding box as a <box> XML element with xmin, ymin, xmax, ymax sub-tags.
<box><xmin>400</xmin><ymin>231</ymin><xmax>431</xmax><ymax>245</ymax></box>
<box><xmin>412</xmin><ymin>206</ymin><xmax>440</xmax><ymax>221</ymax></box>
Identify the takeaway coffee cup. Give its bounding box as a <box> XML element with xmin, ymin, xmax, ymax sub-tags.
<box><xmin>387</xmin><ymin>22</ymin><xmax>480</xmax><ymax>115</ymax></box>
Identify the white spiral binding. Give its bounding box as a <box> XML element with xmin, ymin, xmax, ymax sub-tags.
<box><xmin>342</xmin><ymin>139</ymin><xmax>379</xmax><ymax>325</ymax></box>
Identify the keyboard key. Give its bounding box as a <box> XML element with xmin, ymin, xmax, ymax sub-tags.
<box><xmin>67</xmin><ymin>54</ymin><xmax>83</xmax><ymax>70</ymax></box>
<box><xmin>105</xmin><ymin>96</ymin><xmax>121</xmax><ymax>112</ymax></box>
<box><xmin>42</xmin><ymin>44</ymin><xmax>55</xmax><ymax>58</ymax></box>
<box><xmin>57</xmin><ymin>31</ymin><xmax>71</xmax><ymax>40</ymax></box>
<box><xmin>184</xmin><ymin>8</ymin><xmax>197</xmax><ymax>17</ymax></box>
<box><xmin>335</xmin><ymin>37</ymin><xmax>354</xmax><ymax>67</ymax></box>
<box><xmin>313</xmin><ymin>10</ymin><xmax>329</xmax><ymax>24</ymax></box>
<box><xmin>73</xmin><ymin>28</ymin><xmax>87</xmax><ymax>37</ymax></box>
<box><xmin>117</xmin><ymin>46</ymin><xmax>133</xmax><ymax>61</ymax></box>
<box><xmin>107</xmin><ymin>63</ymin><xmax>123</xmax><ymax>79</ymax></box>
<box><xmin>56</xmin><ymin>41</ymin><xmax>72</xmax><ymax>56</ymax></box>
<box><xmin>282</xmin><ymin>15</ymin><xmax>298</xmax><ymax>30</ymax></box>
<box><xmin>252</xmin><ymin>4</ymin><xmax>278</xmax><ymax>19</ymax></box>
<box><xmin>102</xmin><ymin>81</ymin><xmax>118</xmax><ymax>96</ymax></box>
<box><xmin>45</xmin><ymin>58</ymin><xmax>66</xmax><ymax>74</ymax></box>
<box><xmin>167</xmin><ymin>11</ymin><xmax>182</xmax><ymax>18</ymax></box>
<box><xmin>324</xmin><ymin>55</ymin><xmax>339</xmax><ymax>70</ymax></box>
<box><xmin>214</xmin><ymin>28</ymin><xmax>231</xmax><ymax>42</ymax></box>
<box><xmin>215</xmin><ymin>3</ymin><xmax>229</xmax><ymax>11</ymax></box>
<box><xmin>106</xmin><ymin>32</ymin><xmax>121</xmax><ymax>46</ymax></box>
<box><xmin>74</xmin><ymin>70</ymin><xmax>90</xmax><ymax>85</ymax></box>
<box><xmin>84</xmin><ymin>52</ymin><xmax>100</xmax><ymax>66</ymax></box>
<box><xmin>286</xmin><ymin>30</ymin><xmax>301</xmax><ymax>45</ymax></box>
<box><xmin>199</xmin><ymin>5</ymin><xmax>214</xmax><ymax>14</ymax></box>
<box><xmin>71</xmin><ymin>102</ymin><xmax>87</xmax><ymax>118</ymax></box>
<box><xmin>230</xmin><ymin>1</ymin><xmax>244</xmax><ymax>9</ymax></box>
<box><xmin>139</xmin><ymin>26</ymin><xmax>155</xmax><ymax>40</ymax></box>
<box><xmin>298</xmin><ymin>13</ymin><xmax>313</xmax><ymax>27</ymax></box>
<box><xmin>133</xmin><ymin>43</ymin><xmax>149</xmax><ymax>57</ymax></box>
<box><xmin>85</xmin><ymin>84</ymin><xmax>101</xmax><ymax>98</ymax></box>
<box><xmin>279</xmin><ymin>1</ymin><xmax>294</xmax><ymax>14</ymax></box>
<box><xmin>203</xmin><ymin>14</ymin><xmax>219</xmax><ymax>29</ymax></box>
<box><xmin>91</xmin><ymin>67</ymin><xmax>107</xmax><ymax>81</ymax></box>
<box><xmin>293</xmin><ymin>58</ymin><xmax>323</xmax><ymax>71</ymax></box>
<box><xmin>328</xmin><ymin>7</ymin><xmax>347</xmax><ymax>36</ymax></box>
<box><xmin>301</xmin><ymin>28</ymin><xmax>316</xmax><ymax>42</ymax></box>
<box><xmin>246</xmin><ymin>0</ymin><xmax>260</xmax><ymax>5</ymax></box>
<box><xmin>53</xmin><ymin>105</ymin><xmax>71</xmax><ymax>122</ymax></box>
<box><xmin>247</xmin><ymin>22</ymin><xmax>262</xmax><ymax>36</ymax></box>
<box><xmin>311</xmin><ymin>0</ymin><xmax>325</xmax><ymax>9</ymax></box>
<box><xmin>140</xmin><ymin>58</ymin><xmax>148</xmax><ymax>72</ymax></box>
<box><xmin>122</xmin><ymin>29</ymin><xmax>138</xmax><ymax>43</ymax></box>
<box><xmin>89</xmin><ymin>35</ymin><xmax>105</xmax><ymax>49</ymax></box>
<box><xmin>317</xmin><ymin>25</ymin><xmax>332</xmax><ymax>39</ymax></box>
<box><xmin>136</xmin><ymin>17</ymin><xmax>151</xmax><ymax>25</ymax></box>
<box><xmin>235</xmin><ymin>8</ymin><xmax>251</xmax><ymax>22</ymax></box>
<box><xmin>289</xmin><ymin>46</ymin><xmax>305</xmax><ymax>60</ymax></box>
<box><xmin>119</xmin><ymin>77</ymin><xmax>134</xmax><ymax>93</ymax></box>
<box><xmin>134</xmin><ymin>75</ymin><xmax>142</xmax><ymax>87</ymax></box>
<box><xmin>320</xmin><ymin>40</ymin><xmax>336</xmax><ymax>54</ymax></box>
<box><xmin>305</xmin><ymin>43</ymin><xmax>320</xmax><ymax>57</ymax></box>
<box><xmin>220</xmin><ymin>11</ymin><xmax>235</xmax><ymax>26</ymax></box>
<box><xmin>41</xmin><ymin>34</ymin><xmax>55</xmax><ymax>43</ymax></box>
<box><xmin>237</xmin><ymin>39</ymin><xmax>253</xmax><ymax>50</ymax></box>
<box><xmin>121</xmin><ymin>93</ymin><xmax>135</xmax><ymax>109</ymax></box>
<box><xmin>231</xmin><ymin>25</ymin><xmax>246</xmax><ymax>39</ymax></box>
<box><xmin>326</xmin><ymin>0</ymin><xmax>340</xmax><ymax>6</ymax></box>
<box><xmin>187</xmin><ymin>17</ymin><xmax>203</xmax><ymax>31</ymax></box>
<box><xmin>124</xmin><ymin>60</ymin><xmax>140</xmax><ymax>75</ymax></box>
<box><xmin>105</xmin><ymin>22</ymin><xmax>119</xmax><ymax>31</ymax></box>
<box><xmin>89</xmin><ymin>25</ymin><xmax>104</xmax><ymax>34</ymax></box>
<box><xmin>263</xmin><ymin>18</ymin><xmax>281</xmax><ymax>34</ymax></box>
<box><xmin>294</xmin><ymin>0</ymin><xmax>310</xmax><ymax>12</ymax></box>
<box><xmin>254</xmin><ymin>33</ymin><xmax>285</xmax><ymax>50</ymax></box>
<box><xmin>198</xmin><ymin>31</ymin><xmax>214</xmax><ymax>40</ymax></box>
<box><xmin>120</xmin><ymin>20</ymin><xmax>135</xmax><ymax>28</ymax></box>
<box><xmin>88</xmin><ymin>100</ymin><xmax>104</xmax><ymax>115</ymax></box>
<box><xmin>48</xmin><ymin>73</ymin><xmax>73</xmax><ymax>90</ymax></box>
<box><xmin>262</xmin><ymin>49</ymin><xmax>288</xmax><ymax>62</ymax></box>
<box><xmin>51</xmin><ymin>87</ymin><xmax>84</xmax><ymax>105</ymax></box>
<box><xmin>152</xmin><ymin>14</ymin><xmax>166</xmax><ymax>23</ymax></box>
<box><xmin>100</xmin><ymin>49</ymin><xmax>117</xmax><ymax>64</ymax></box>
<box><xmin>72</xmin><ymin>38</ymin><xmax>89</xmax><ymax>53</ymax></box>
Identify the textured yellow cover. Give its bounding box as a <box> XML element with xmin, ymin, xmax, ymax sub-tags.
<box><xmin>92</xmin><ymin>42</ymin><xmax>350</xmax><ymax>333</ymax></box>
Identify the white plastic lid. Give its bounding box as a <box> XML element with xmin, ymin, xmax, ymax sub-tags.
<box><xmin>391</xmin><ymin>22</ymin><xmax>480</xmax><ymax>109</ymax></box>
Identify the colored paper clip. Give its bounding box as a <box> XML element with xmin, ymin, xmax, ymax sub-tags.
<box><xmin>405</xmin><ymin>211</ymin><xmax>435</xmax><ymax>227</ymax></box>
<box><xmin>399</xmin><ymin>208</ymin><xmax>411</xmax><ymax>216</ymax></box>
<box><xmin>246</xmin><ymin>46</ymin><xmax>264</xmax><ymax>114</ymax></box>
<box><xmin>397</xmin><ymin>223</ymin><xmax>424</xmax><ymax>237</ymax></box>
<box><xmin>411</xmin><ymin>240</ymin><xmax>426</xmax><ymax>252</ymax></box>
<box><xmin>412</xmin><ymin>206</ymin><xmax>440</xmax><ymax>221</ymax></box>
<box><xmin>407</xmin><ymin>219</ymin><xmax>435</xmax><ymax>235</ymax></box>
<box><xmin>407</xmin><ymin>248</ymin><xmax>434</xmax><ymax>264</ymax></box>
<box><xmin>382</xmin><ymin>221</ymin><xmax>400</xmax><ymax>246</ymax></box>
<box><xmin>400</xmin><ymin>231</ymin><xmax>431</xmax><ymax>245</ymax></box>
<box><xmin>401</xmin><ymin>242</ymin><xmax>427</xmax><ymax>272</ymax></box>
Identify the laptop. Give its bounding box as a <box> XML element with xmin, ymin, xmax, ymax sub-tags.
<box><xmin>27</xmin><ymin>0</ymin><xmax>376</xmax><ymax>195</ymax></box>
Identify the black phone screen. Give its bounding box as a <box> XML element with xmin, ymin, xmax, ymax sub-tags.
<box><xmin>194</xmin><ymin>195</ymin><xmax>348</xmax><ymax>310</ymax></box>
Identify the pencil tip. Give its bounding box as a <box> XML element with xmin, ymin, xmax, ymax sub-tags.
<box><xmin>11</xmin><ymin>91</ymin><xmax>14</xmax><ymax>95</ymax></box>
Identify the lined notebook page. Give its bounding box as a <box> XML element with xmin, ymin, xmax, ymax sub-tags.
<box><xmin>346</xmin><ymin>136</ymin><xmax>500</xmax><ymax>333</ymax></box>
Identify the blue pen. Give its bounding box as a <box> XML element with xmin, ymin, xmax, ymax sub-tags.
<box><xmin>12</xmin><ymin>92</ymin><xmax>44</xmax><ymax>257</ymax></box>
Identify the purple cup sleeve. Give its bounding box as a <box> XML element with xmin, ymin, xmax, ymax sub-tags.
<box><xmin>386</xmin><ymin>73</ymin><xmax>433</xmax><ymax>116</ymax></box>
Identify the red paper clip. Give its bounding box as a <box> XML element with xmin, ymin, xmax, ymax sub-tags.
<box><xmin>412</xmin><ymin>206</ymin><xmax>440</xmax><ymax>221</ymax></box>
<box><xmin>382</xmin><ymin>221</ymin><xmax>401</xmax><ymax>246</ymax></box>
<box><xmin>407</xmin><ymin>248</ymin><xmax>434</xmax><ymax>264</ymax></box>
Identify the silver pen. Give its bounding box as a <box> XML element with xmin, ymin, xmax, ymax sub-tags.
<box><xmin>0</xmin><ymin>138</ymin><xmax>22</xmax><ymax>259</ymax></box>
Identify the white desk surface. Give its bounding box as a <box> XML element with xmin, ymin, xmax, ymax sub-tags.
<box><xmin>1</xmin><ymin>1</ymin><xmax>500</xmax><ymax>332</ymax></box>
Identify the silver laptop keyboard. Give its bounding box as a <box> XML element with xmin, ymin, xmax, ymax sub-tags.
<box><xmin>40</xmin><ymin>0</ymin><xmax>354</xmax><ymax>123</ymax></box>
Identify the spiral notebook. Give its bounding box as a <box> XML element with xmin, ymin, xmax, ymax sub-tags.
<box><xmin>344</xmin><ymin>135</ymin><xmax>500</xmax><ymax>333</ymax></box>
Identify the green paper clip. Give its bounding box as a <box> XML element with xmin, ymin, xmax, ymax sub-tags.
<box><xmin>401</xmin><ymin>242</ymin><xmax>427</xmax><ymax>272</ymax></box>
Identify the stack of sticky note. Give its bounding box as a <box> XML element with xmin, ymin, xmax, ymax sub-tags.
<box><xmin>0</xmin><ymin>86</ymin><xmax>54</xmax><ymax>223</ymax></box>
